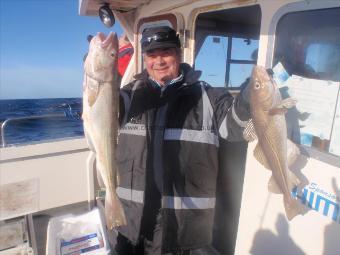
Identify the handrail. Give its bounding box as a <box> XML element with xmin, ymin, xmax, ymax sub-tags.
<box><xmin>1</xmin><ymin>113</ymin><xmax>66</xmax><ymax>147</ymax></box>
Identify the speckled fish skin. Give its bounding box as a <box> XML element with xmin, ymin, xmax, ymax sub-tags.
<box><xmin>82</xmin><ymin>32</ymin><xmax>126</xmax><ymax>229</ymax></box>
<box><xmin>248</xmin><ymin>65</ymin><xmax>300</xmax><ymax>220</ymax></box>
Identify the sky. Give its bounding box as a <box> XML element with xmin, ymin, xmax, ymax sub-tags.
<box><xmin>195</xmin><ymin>35</ymin><xmax>258</xmax><ymax>88</ymax></box>
<box><xmin>0</xmin><ymin>0</ymin><xmax>259</xmax><ymax>99</ymax></box>
<box><xmin>0</xmin><ymin>0</ymin><xmax>123</xmax><ymax>99</ymax></box>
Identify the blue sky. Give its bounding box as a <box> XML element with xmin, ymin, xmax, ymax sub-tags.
<box><xmin>0</xmin><ymin>0</ymin><xmax>123</xmax><ymax>99</ymax></box>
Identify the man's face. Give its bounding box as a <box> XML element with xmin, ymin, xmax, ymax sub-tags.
<box><xmin>144</xmin><ymin>48</ymin><xmax>180</xmax><ymax>86</ymax></box>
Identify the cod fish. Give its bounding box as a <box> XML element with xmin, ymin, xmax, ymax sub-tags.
<box><xmin>82</xmin><ymin>32</ymin><xmax>126</xmax><ymax>229</ymax></box>
<box><xmin>244</xmin><ymin>65</ymin><xmax>301</xmax><ymax>220</ymax></box>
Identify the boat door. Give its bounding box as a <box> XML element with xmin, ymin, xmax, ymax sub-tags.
<box><xmin>192</xmin><ymin>4</ymin><xmax>262</xmax><ymax>254</ymax></box>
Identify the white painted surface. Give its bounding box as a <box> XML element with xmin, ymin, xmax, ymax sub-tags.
<box><xmin>235</xmin><ymin>142</ymin><xmax>340</xmax><ymax>255</ymax></box>
<box><xmin>0</xmin><ymin>138</ymin><xmax>90</xmax><ymax>218</ymax></box>
<box><xmin>0</xmin><ymin>179</ymin><xmax>39</xmax><ymax>220</ymax></box>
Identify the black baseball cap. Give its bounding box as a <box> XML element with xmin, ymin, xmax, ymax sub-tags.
<box><xmin>140</xmin><ymin>26</ymin><xmax>181</xmax><ymax>53</ymax></box>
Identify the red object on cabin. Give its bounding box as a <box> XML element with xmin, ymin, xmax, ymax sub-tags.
<box><xmin>118</xmin><ymin>43</ymin><xmax>134</xmax><ymax>77</ymax></box>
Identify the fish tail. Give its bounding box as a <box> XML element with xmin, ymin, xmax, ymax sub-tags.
<box><xmin>268</xmin><ymin>170</ymin><xmax>300</xmax><ymax>194</ymax></box>
<box><xmin>283</xmin><ymin>196</ymin><xmax>301</xmax><ymax>221</ymax></box>
<box><xmin>105</xmin><ymin>191</ymin><xmax>127</xmax><ymax>230</ymax></box>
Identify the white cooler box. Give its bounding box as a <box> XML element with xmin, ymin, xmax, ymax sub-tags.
<box><xmin>46</xmin><ymin>208</ymin><xmax>110</xmax><ymax>255</ymax></box>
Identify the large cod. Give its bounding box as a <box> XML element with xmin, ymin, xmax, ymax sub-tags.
<box><xmin>82</xmin><ymin>32</ymin><xmax>126</xmax><ymax>229</ymax></box>
<box><xmin>244</xmin><ymin>65</ymin><xmax>301</xmax><ymax>220</ymax></box>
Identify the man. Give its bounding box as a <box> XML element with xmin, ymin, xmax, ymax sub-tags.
<box><xmin>114</xmin><ymin>26</ymin><xmax>250</xmax><ymax>255</ymax></box>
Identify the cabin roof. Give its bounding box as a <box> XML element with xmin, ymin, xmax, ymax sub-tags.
<box><xmin>79</xmin><ymin>0</ymin><xmax>151</xmax><ymax>15</ymax></box>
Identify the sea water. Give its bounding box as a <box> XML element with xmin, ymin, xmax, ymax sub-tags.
<box><xmin>0</xmin><ymin>98</ymin><xmax>84</xmax><ymax>147</ymax></box>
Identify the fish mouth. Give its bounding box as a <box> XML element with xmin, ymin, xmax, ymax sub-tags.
<box><xmin>102</xmin><ymin>32</ymin><xmax>115</xmax><ymax>48</ymax></box>
<box><xmin>94</xmin><ymin>32</ymin><xmax>117</xmax><ymax>49</ymax></box>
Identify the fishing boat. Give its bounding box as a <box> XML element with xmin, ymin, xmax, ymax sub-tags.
<box><xmin>1</xmin><ymin>0</ymin><xmax>339</xmax><ymax>254</ymax></box>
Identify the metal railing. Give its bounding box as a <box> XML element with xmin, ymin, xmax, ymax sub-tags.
<box><xmin>1</xmin><ymin>113</ymin><xmax>66</xmax><ymax>147</ymax></box>
<box><xmin>1</xmin><ymin>104</ymin><xmax>81</xmax><ymax>147</ymax></box>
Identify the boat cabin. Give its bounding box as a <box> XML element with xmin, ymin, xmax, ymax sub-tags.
<box><xmin>1</xmin><ymin>0</ymin><xmax>339</xmax><ymax>254</ymax></box>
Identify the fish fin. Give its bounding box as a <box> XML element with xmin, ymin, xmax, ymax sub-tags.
<box><xmin>284</xmin><ymin>196</ymin><xmax>301</xmax><ymax>221</ymax></box>
<box><xmin>287</xmin><ymin>139</ymin><xmax>300</xmax><ymax>166</ymax></box>
<box><xmin>243</xmin><ymin>119</ymin><xmax>258</xmax><ymax>142</ymax></box>
<box><xmin>254</xmin><ymin>144</ymin><xmax>271</xmax><ymax>170</ymax></box>
<box><xmin>86</xmin><ymin>81</ymin><xmax>100</xmax><ymax>106</ymax></box>
<box><xmin>269</xmin><ymin>98</ymin><xmax>297</xmax><ymax>115</ymax></box>
<box><xmin>281</xmin><ymin>98</ymin><xmax>297</xmax><ymax>108</ymax></box>
<box><xmin>269</xmin><ymin>107</ymin><xmax>288</xmax><ymax>115</ymax></box>
<box><xmin>288</xmin><ymin>170</ymin><xmax>300</xmax><ymax>187</ymax></box>
<box><xmin>84</xmin><ymin>128</ymin><xmax>96</xmax><ymax>152</ymax></box>
<box><xmin>268</xmin><ymin>107</ymin><xmax>287</xmax><ymax>115</ymax></box>
<box><xmin>268</xmin><ymin>175</ymin><xmax>282</xmax><ymax>194</ymax></box>
<box><xmin>105</xmin><ymin>191</ymin><xmax>127</xmax><ymax>230</ymax></box>
<box><xmin>96</xmin><ymin>167</ymin><xmax>105</xmax><ymax>189</ymax></box>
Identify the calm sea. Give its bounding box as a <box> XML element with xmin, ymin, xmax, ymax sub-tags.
<box><xmin>0</xmin><ymin>98</ymin><xmax>84</xmax><ymax>147</ymax></box>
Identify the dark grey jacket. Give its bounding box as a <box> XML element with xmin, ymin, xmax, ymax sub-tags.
<box><xmin>116</xmin><ymin>63</ymin><xmax>250</xmax><ymax>252</ymax></box>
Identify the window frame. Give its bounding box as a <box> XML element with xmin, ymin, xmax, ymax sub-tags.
<box><xmin>267</xmin><ymin>1</ymin><xmax>340</xmax><ymax>166</ymax></box>
<box><xmin>265</xmin><ymin>0</ymin><xmax>340</xmax><ymax>68</ymax></box>
<box><xmin>192</xmin><ymin>4</ymin><xmax>261</xmax><ymax>89</ymax></box>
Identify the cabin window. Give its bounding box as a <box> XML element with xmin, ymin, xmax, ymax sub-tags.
<box><xmin>194</xmin><ymin>5</ymin><xmax>261</xmax><ymax>89</ymax></box>
<box><xmin>194</xmin><ymin>35</ymin><xmax>228</xmax><ymax>86</ymax></box>
<box><xmin>273</xmin><ymin>8</ymin><xmax>340</xmax><ymax>158</ymax></box>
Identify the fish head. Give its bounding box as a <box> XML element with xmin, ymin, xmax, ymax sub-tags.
<box><xmin>249</xmin><ymin>65</ymin><xmax>277</xmax><ymax>111</ymax></box>
<box><xmin>84</xmin><ymin>32</ymin><xmax>118</xmax><ymax>82</ymax></box>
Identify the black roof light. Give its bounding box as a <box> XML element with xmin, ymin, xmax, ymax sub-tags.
<box><xmin>99</xmin><ymin>4</ymin><xmax>115</xmax><ymax>28</ymax></box>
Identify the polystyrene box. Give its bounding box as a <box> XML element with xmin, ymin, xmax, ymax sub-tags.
<box><xmin>46</xmin><ymin>208</ymin><xmax>110</xmax><ymax>255</ymax></box>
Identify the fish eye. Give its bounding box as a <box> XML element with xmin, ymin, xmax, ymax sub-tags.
<box><xmin>254</xmin><ymin>81</ymin><xmax>261</xmax><ymax>90</ymax></box>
